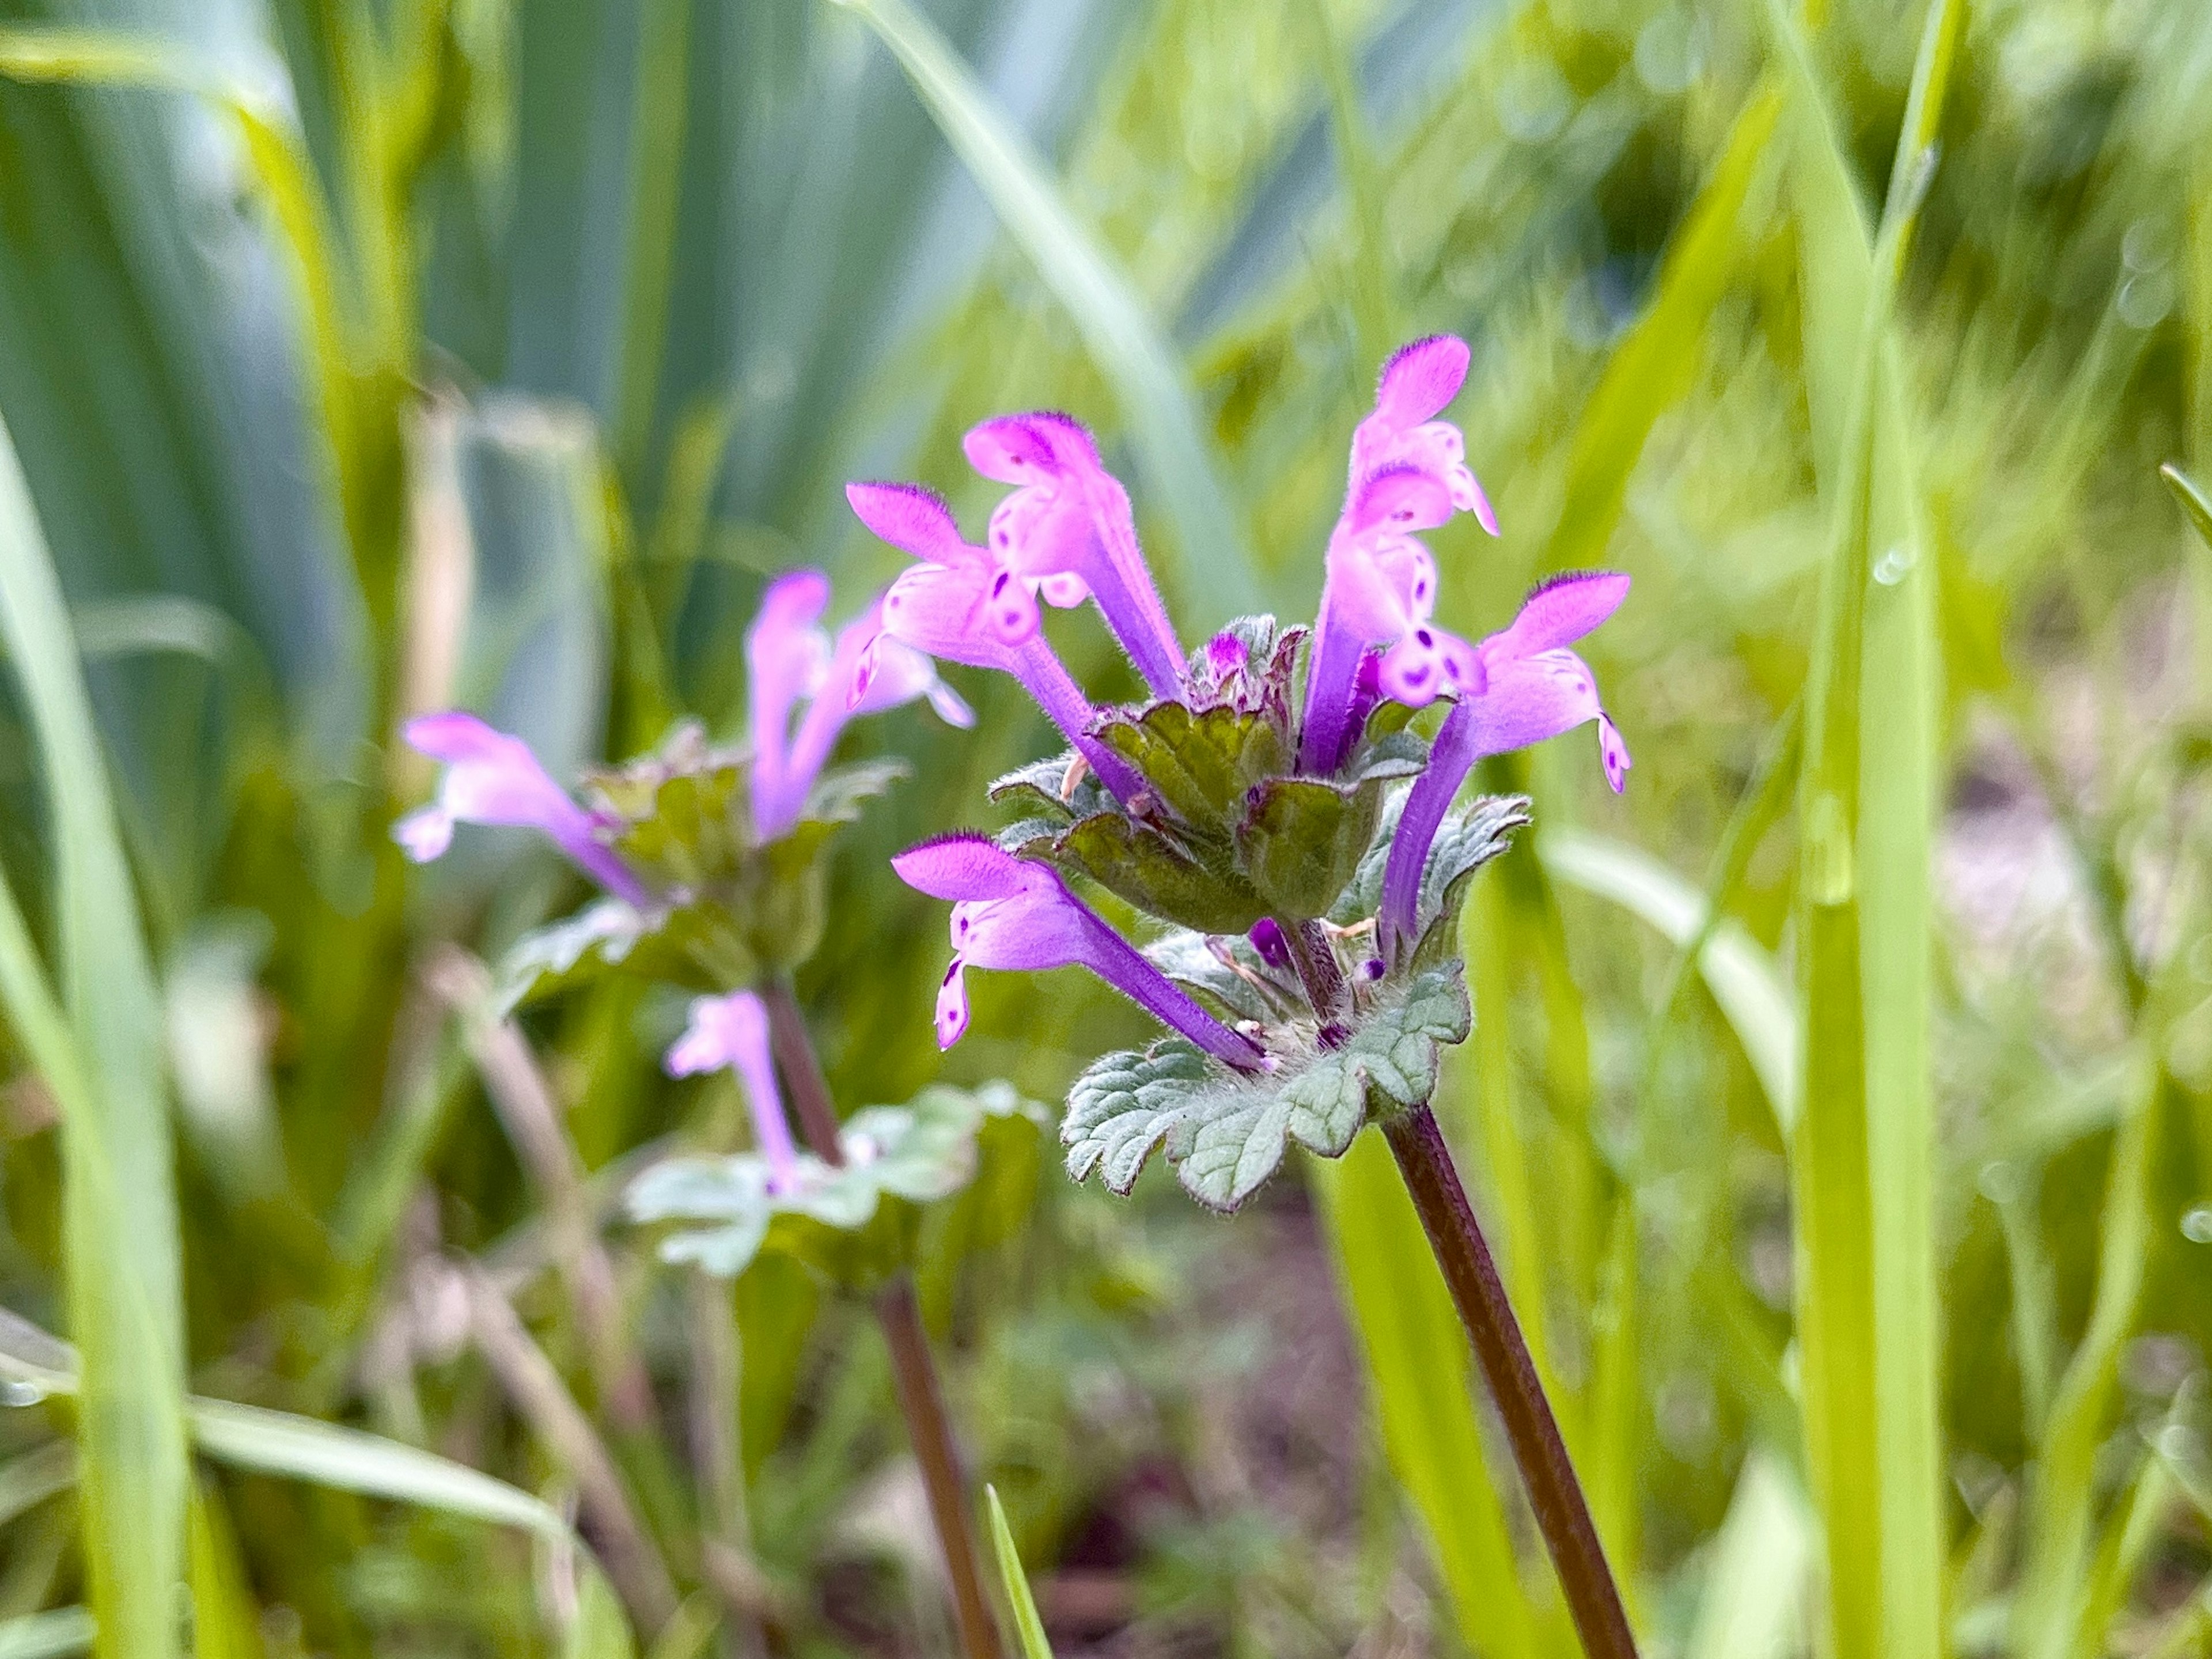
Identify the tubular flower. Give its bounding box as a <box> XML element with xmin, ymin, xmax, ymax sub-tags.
<box><xmin>1378</xmin><ymin>572</ymin><xmax>1632</xmax><ymax>962</ymax></box>
<box><xmin>747</xmin><ymin>567</ymin><xmax>971</xmax><ymax>842</ymax></box>
<box><xmin>892</xmin><ymin>834</ymin><xmax>1267</xmax><ymax>1071</ymax></box>
<box><xmin>964</xmin><ymin>412</ymin><xmax>1186</xmax><ymax>698</ymax></box>
<box><xmin>393</xmin><ymin>711</ymin><xmax>648</xmax><ymax>906</ymax></box>
<box><xmin>846</xmin><ymin>482</ymin><xmax>1145</xmax><ymax>802</ymax></box>
<box><xmin>1300</xmin><ymin>336</ymin><xmax>1499</xmax><ymax>775</ymax></box>
<box><xmin>665</xmin><ymin>990</ymin><xmax>800</xmax><ymax>1193</ymax></box>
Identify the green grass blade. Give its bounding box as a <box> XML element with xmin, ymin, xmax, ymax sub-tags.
<box><xmin>1764</xmin><ymin>3</ymin><xmax>1963</xmax><ymax>1656</ymax></box>
<box><xmin>1686</xmin><ymin>1451</ymin><xmax>1815</xmax><ymax>1659</ymax></box>
<box><xmin>0</xmin><ymin>1444</ymin><xmax>74</xmax><ymax>1532</ymax></box>
<box><xmin>1540</xmin><ymin>828</ymin><xmax>1800</xmax><ymax>1135</ymax></box>
<box><xmin>831</xmin><ymin>0</ymin><xmax>1259</xmax><ymax>628</ymax></box>
<box><xmin>984</xmin><ymin>1485</ymin><xmax>1054</xmax><ymax>1659</ymax></box>
<box><xmin>2008</xmin><ymin>1081</ymin><xmax>2161</xmax><ymax>1657</ymax></box>
<box><xmin>0</xmin><ymin>1609</ymin><xmax>95</xmax><ymax>1659</ymax></box>
<box><xmin>2161</xmin><ymin>461</ymin><xmax>2212</xmax><ymax>550</ymax></box>
<box><xmin>612</xmin><ymin>0</ymin><xmax>691</xmax><ymax>479</ymax></box>
<box><xmin>0</xmin><ymin>25</ymin><xmax>394</xmax><ymax>619</ymax></box>
<box><xmin>1541</xmin><ymin>85</ymin><xmax>1780</xmax><ymax>576</ymax></box>
<box><xmin>1312</xmin><ymin>1134</ymin><xmax>1542</xmax><ymax>1659</ymax></box>
<box><xmin>186</xmin><ymin>1482</ymin><xmax>264</xmax><ymax>1659</ymax></box>
<box><xmin>0</xmin><ymin>407</ymin><xmax>186</xmax><ymax>1655</ymax></box>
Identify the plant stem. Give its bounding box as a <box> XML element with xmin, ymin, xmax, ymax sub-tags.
<box><xmin>1382</xmin><ymin>1105</ymin><xmax>1638</xmax><ymax>1659</ymax></box>
<box><xmin>758</xmin><ymin>978</ymin><xmax>1002</xmax><ymax>1659</ymax></box>
<box><xmin>1281</xmin><ymin>917</ymin><xmax>1349</xmax><ymax>1035</ymax></box>
<box><xmin>759</xmin><ymin>979</ymin><xmax>849</xmax><ymax>1160</ymax></box>
<box><xmin>877</xmin><ymin>1279</ymin><xmax>1001</xmax><ymax>1659</ymax></box>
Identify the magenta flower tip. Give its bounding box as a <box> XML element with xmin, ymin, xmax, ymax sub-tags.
<box><xmin>1375</xmin><ymin>335</ymin><xmax>1472</xmax><ymax>426</ymax></box>
<box><xmin>844</xmin><ymin>480</ymin><xmax>968</xmax><ymax>563</ymax></box>
<box><xmin>934</xmin><ymin>959</ymin><xmax>970</xmax><ymax>1049</ymax></box>
<box><xmin>394</xmin><ymin>709</ymin><xmax>648</xmax><ymax>905</ymax></box>
<box><xmin>751</xmin><ymin>569</ymin><xmax>969</xmax><ymax>841</ymax></box>
<box><xmin>896</xmin><ymin>834</ymin><xmax>1264</xmax><ymax>1069</ymax></box>
<box><xmin>1600</xmin><ymin>715</ymin><xmax>1631</xmax><ymax>794</ymax></box>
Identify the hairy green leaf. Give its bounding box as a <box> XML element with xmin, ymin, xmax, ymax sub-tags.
<box><xmin>1063</xmin><ymin>963</ymin><xmax>1470</xmax><ymax>1212</ymax></box>
<box><xmin>629</xmin><ymin>1084</ymin><xmax>1045</xmax><ymax>1286</ymax></box>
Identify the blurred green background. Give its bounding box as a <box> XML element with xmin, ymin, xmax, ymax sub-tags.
<box><xmin>0</xmin><ymin>0</ymin><xmax>2206</xmax><ymax>1653</ymax></box>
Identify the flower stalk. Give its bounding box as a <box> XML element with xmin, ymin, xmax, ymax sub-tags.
<box><xmin>1381</xmin><ymin>1104</ymin><xmax>1638</xmax><ymax>1659</ymax></box>
<box><xmin>758</xmin><ymin>979</ymin><xmax>1002</xmax><ymax>1659</ymax></box>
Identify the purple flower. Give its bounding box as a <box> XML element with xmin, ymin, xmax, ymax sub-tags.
<box><xmin>892</xmin><ymin>834</ymin><xmax>1267</xmax><ymax>1071</ymax></box>
<box><xmin>1300</xmin><ymin>336</ymin><xmax>1499</xmax><ymax>776</ymax></box>
<box><xmin>847</xmin><ymin>482</ymin><xmax>1145</xmax><ymax>802</ymax></box>
<box><xmin>747</xmin><ymin>568</ymin><xmax>971</xmax><ymax>842</ymax></box>
<box><xmin>394</xmin><ymin>712</ymin><xmax>648</xmax><ymax>906</ymax></box>
<box><xmin>1378</xmin><ymin>572</ymin><xmax>1633</xmax><ymax>962</ymax></box>
<box><xmin>665</xmin><ymin>990</ymin><xmax>800</xmax><ymax>1194</ymax></box>
<box><xmin>964</xmin><ymin>412</ymin><xmax>1186</xmax><ymax>698</ymax></box>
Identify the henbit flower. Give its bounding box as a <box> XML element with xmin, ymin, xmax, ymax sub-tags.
<box><xmin>846</xmin><ymin>482</ymin><xmax>1145</xmax><ymax>803</ymax></box>
<box><xmin>747</xmin><ymin>569</ymin><xmax>972</xmax><ymax>842</ymax></box>
<box><xmin>1347</xmin><ymin>335</ymin><xmax>1497</xmax><ymax>533</ymax></box>
<box><xmin>964</xmin><ymin>412</ymin><xmax>1186</xmax><ymax>699</ymax></box>
<box><xmin>892</xmin><ymin>834</ymin><xmax>1268</xmax><ymax>1071</ymax></box>
<box><xmin>665</xmin><ymin>990</ymin><xmax>800</xmax><ymax>1194</ymax></box>
<box><xmin>1298</xmin><ymin>336</ymin><xmax>1499</xmax><ymax>775</ymax></box>
<box><xmin>394</xmin><ymin>711</ymin><xmax>649</xmax><ymax>907</ymax></box>
<box><xmin>1300</xmin><ymin>465</ymin><xmax>1463</xmax><ymax>774</ymax></box>
<box><xmin>1377</xmin><ymin>572</ymin><xmax>1633</xmax><ymax>963</ymax></box>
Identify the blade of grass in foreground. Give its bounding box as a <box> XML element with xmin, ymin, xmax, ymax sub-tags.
<box><xmin>0</xmin><ymin>411</ymin><xmax>186</xmax><ymax>1656</ymax></box>
<box><xmin>986</xmin><ymin>1486</ymin><xmax>1055</xmax><ymax>1659</ymax></box>
<box><xmin>827</xmin><ymin>0</ymin><xmax>1259</xmax><ymax>628</ymax></box>
<box><xmin>1763</xmin><ymin>2</ymin><xmax>1964</xmax><ymax>1657</ymax></box>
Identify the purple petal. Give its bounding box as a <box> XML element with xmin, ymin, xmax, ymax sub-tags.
<box><xmin>393</xmin><ymin>806</ymin><xmax>454</xmax><ymax>862</ymax></box>
<box><xmin>892</xmin><ymin>832</ymin><xmax>1051</xmax><ymax>903</ymax></box>
<box><xmin>1345</xmin><ymin>464</ymin><xmax>1456</xmax><ymax>537</ymax></box>
<box><xmin>1378</xmin><ymin>698</ymin><xmax>1478</xmax><ymax>964</ymax></box>
<box><xmin>1497</xmin><ymin>571</ymin><xmax>1631</xmax><ymax>655</ymax></box>
<box><xmin>666</xmin><ymin>992</ymin><xmax>799</xmax><ymax>1192</ymax></box>
<box><xmin>397</xmin><ymin>711</ymin><xmax>649</xmax><ymax>905</ymax></box>
<box><xmin>1599</xmin><ymin>714</ymin><xmax>1631</xmax><ymax>793</ymax></box>
<box><xmin>1374</xmin><ymin>336</ymin><xmax>1471</xmax><ymax>427</ymax></box>
<box><xmin>1249</xmin><ymin>918</ymin><xmax>1292</xmax><ymax>971</ymax></box>
<box><xmin>402</xmin><ymin>710</ymin><xmax>515</xmax><ymax>764</ymax></box>
<box><xmin>966</xmin><ymin>411</ymin><xmax>1185</xmax><ymax>698</ymax></box>
<box><xmin>898</xmin><ymin>835</ymin><xmax>1264</xmax><ymax>1070</ymax></box>
<box><xmin>845</xmin><ymin>481</ymin><xmax>969</xmax><ymax>565</ymax></box>
<box><xmin>747</xmin><ymin>570</ymin><xmax>834</xmax><ymax>832</ymax></box>
<box><xmin>1376</xmin><ymin>624</ymin><xmax>1480</xmax><ymax>708</ymax></box>
<box><xmin>935</xmin><ymin>958</ymin><xmax>971</xmax><ymax>1049</ymax></box>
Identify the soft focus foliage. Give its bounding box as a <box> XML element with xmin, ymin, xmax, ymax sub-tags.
<box><xmin>0</xmin><ymin>0</ymin><xmax>2206</xmax><ymax>1654</ymax></box>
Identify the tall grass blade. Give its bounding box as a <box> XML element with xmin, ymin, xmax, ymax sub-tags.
<box><xmin>1541</xmin><ymin>86</ymin><xmax>1780</xmax><ymax>576</ymax></box>
<box><xmin>1764</xmin><ymin>2</ymin><xmax>1964</xmax><ymax>1656</ymax></box>
<box><xmin>1685</xmin><ymin>1452</ymin><xmax>1815</xmax><ymax>1659</ymax></box>
<box><xmin>2008</xmin><ymin>1080</ymin><xmax>2161</xmax><ymax>1657</ymax></box>
<box><xmin>985</xmin><ymin>1485</ymin><xmax>1055</xmax><ymax>1659</ymax></box>
<box><xmin>0</xmin><ymin>408</ymin><xmax>186</xmax><ymax>1652</ymax></box>
<box><xmin>830</xmin><ymin>0</ymin><xmax>1259</xmax><ymax>627</ymax></box>
<box><xmin>0</xmin><ymin>1609</ymin><xmax>94</xmax><ymax>1659</ymax></box>
<box><xmin>1540</xmin><ymin>828</ymin><xmax>1800</xmax><ymax>1134</ymax></box>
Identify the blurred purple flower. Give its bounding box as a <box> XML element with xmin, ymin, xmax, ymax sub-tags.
<box><xmin>1300</xmin><ymin>336</ymin><xmax>1499</xmax><ymax>775</ymax></box>
<box><xmin>393</xmin><ymin>711</ymin><xmax>647</xmax><ymax>906</ymax></box>
<box><xmin>892</xmin><ymin>833</ymin><xmax>1266</xmax><ymax>1071</ymax></box>
<box><xmin>847</xmin><ymin>482</ymin><xmax>1145</xmax><ymax>802</ymax></box>
<box><xmin>1378</xmin><ymin>572</ymin><xmax>1632</xmax><ymax>962</ymax></box>
<box><xmin>965</xmin><ymin>412</ymin><xmax>1186</xmax><ymax>698</ymax></box>
<box><xmin>747</xmin><ymin>567</ymin><xmax>971</xmax><ymax>842</ymax></box>
<box><xmin>665</xmin><ymin>989</ymin><xmax>800</xmax><ymax>1193</ymax></box>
